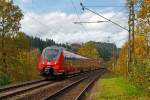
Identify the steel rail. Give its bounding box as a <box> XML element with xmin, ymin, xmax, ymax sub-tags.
<box><xmin>0</xmin><ymin>81</ymin><xmax>53</xmax><ymax>99</ymax></box>
<box><xmin>43</xmin><ymin>76</ymin><xmax>88</xmax><ymax>100</ymax></box>
<box><xmin>0</xmin><ymin>69</ymin><xmax>89</xmax><ymax>93</ymax></box>
<box><xmin>75</xmin><ymin>69</ymin><xmax>106</xmax><ymax>100</ymax></box>
<box><xmin>0</xmin><ymin>79</ymin><xmax>45</xmax><ymax>92</ymax></box>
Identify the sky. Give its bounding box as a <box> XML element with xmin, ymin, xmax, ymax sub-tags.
<box><xmin>13</xmin><ymin>0</ymin><xmax>129</xmax><ymax>47</ymax></box>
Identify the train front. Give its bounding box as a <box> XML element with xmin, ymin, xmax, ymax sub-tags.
<box><xmin>38</xmin><ymin>47</ymin><xmax>63</xmax><ymax>78</ymax></box>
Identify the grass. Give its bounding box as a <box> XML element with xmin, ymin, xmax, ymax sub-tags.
<box><xmin>87</xmin><ymin>72</ymin><xmax>149</xmax><ymax>100</ymax></box>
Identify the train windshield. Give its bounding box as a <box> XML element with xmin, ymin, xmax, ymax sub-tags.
<box><xmin>42</xmin><ymin>49</ymin><xmax>59</xmax><ymax>61</ymax></box>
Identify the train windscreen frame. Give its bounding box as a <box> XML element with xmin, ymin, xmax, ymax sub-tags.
<box><xmin>42</xmin><ymin>49</ymin><xmax>59</xmax><ymax>62</ymax></box>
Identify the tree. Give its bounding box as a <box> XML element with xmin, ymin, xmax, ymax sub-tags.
<box><xmin>0</xmin><ymin>0</ymin><xmax>23</xmax><ymax>72</ymax></box>
<box><xmin>77</xmin><ymin>41</ymin><xmax>99</xmax><ymax>59</ymax></box>
<box><xmin>15</xmin><ymin>32</ymin><xmax>30</xmax><ymax>50</ymax></box>
<box><xmin>135</xmin><ymin>0</ymin><xmax>150</xmax><ymax>56</ymax></box>
<box><xmin>117</xmin><ymin>35</ymin><xmax>148</xmax><ymax>74</ymax></box>
<box><xmin>94</xmin><ymin>42</ymin><xmax>117</xmax><ymax>61</ymax></box>
<box><xmin>138</xmin><ymin>0</ymin><xmax>150</xmax><ymax>20</ymax></box>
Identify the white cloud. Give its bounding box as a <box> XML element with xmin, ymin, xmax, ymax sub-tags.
<box><xmin>20</xmin><ymin>9</ymin><xmax>128</xmax><ymax>47</ymax></box>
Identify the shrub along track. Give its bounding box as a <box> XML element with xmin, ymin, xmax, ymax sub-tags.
<box><xmin>0</xmin><ymin>68</ymin><xmax>106</xmax><ymax>100</ymax></box>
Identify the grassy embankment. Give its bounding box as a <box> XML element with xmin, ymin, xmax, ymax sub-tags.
<box><xmin>87</xmin><ymin>72</ymin><xmax>149</xmax><ymax>100</ymax></box>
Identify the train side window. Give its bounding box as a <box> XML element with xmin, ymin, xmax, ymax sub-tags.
<box><xmin>65</xmin><ymin>56</ymin><xmax>71</xmax><ymax>60</ymax></box>
<box><xmin>65</xmin><ymin>56</ymin><xmax>77</xmax><ymax>60</ymax></box>
<box><xmin>72</xmin><ymin>57</ymin><xmax>76</xmax><ymax>60</ymax></box>
<box><xmin>65</xmin><ymin>56</ymin><xmax>68</xmax><ymax>60</ymax></box>
<box><xmin>68</xmin><ymin>57</ymin><xmax>72</xmax><ymax>60</ymax></box>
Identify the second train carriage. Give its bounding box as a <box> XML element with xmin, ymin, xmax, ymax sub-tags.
<box><xmin>38</xmin><ymin>46</ymin><xmax>100</xmax><ymax>78</ymax></box>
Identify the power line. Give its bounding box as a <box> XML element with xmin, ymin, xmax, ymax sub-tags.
<box><xmin>70</xmin><ymin>0</ymin><xmax>87</xmax><ymax>32</ymax></box>
<box><xmin>22</xmin><ymin>11</ymin><xmax>66</xmax><ymax>38</ymax></box>
<box><xmin>84</xmin><ymin>5</ymin><xmax>141</xmax><ymax>8</ymax></box>
<box><xmin>82</xmin><ymin>1</ymin><xmax>129</xmax><ymax>15</ymax></box>
<box><xmin>24</xmin><ymin>2</ymin><xmax>65</xmax><ymax>34</ymax></box>
<box><xmin>84</xmin><ymin>5</ymin><xmax>128</xmax><ymax>8</ymax></box>
<box><xmin>21</xmin><ymin>12</ymin><xmax>56</xmax><ymax>39</ymax></box>
<box><xmin>80</xmin><ymin>3</ymin><xmax>129</xmax><ymax>31</ymax></box>
<box><xmin>73</xmin><ymin>5</ymin><xmax>128</xmax><ymax>24</ymax></box>
<box><xmin>25</xmin><ymin>13</ymin><xmax>50</xmax><ymax>29</ymax></box>
<box><xmin>108</xmin><ymin>7</ymin><xmax>129</xmax><ymax>29</ymax></box>
<box><xmin>73</xmin><ymin>21</ymin><xmax>108</xmax><ymax>24</ymax></box>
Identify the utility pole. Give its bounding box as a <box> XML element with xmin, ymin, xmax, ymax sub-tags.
<box><xmin>127</xmin><ymin>0</ymin><xmax>135</xmax><ymax>74</ymax></box>
<box><xmin>113</xmin><ymin>43</ymin><xmax>117</xmax><ymax>72</ymax></box>
<box><xmin>145</xmin><ymin>1</ymin><xmax>150</xmax><ymax>56</ymax></box>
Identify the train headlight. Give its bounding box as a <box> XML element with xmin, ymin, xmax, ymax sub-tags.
<box><xmin>42</xmin><ymin>61</ymin><xmax>44</xmax><ymax>64</ymax></box>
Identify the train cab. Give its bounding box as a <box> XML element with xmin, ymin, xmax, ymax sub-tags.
<box><xmin>38</xmin><ymin>46</ymin><xmax>64</xmax><ymax>77</ymax></box>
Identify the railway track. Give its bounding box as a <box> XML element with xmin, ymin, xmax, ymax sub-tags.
<box><xmin>44</xmin><ymin>68</ymin><xmax>106</xmax><ymax>100</ymax></box>
<box><xmin>0</xmin><ymin>68</ymin><xmax>106</xmax><ymax>100</ymax></box>
<box><xmin>0</xmin><ymin>80</ymin><xmax>53</xmax><ymax>99</ymax></box>
<box><xmin>0</xmin><ymin>74</ymin><xmax>78</xmax><ymax>100</ymax></box>
<box><xmin>0</xmin><ymin>79</ymin><xmax>45</xmax><ymax>92</ymax></box>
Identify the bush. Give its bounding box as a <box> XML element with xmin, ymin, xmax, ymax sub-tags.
<box><xmin>0</xmin><ymin>71</ymin><xmax>11</xmax><ymax>86</ymax></box>
<box><xmin>129</xmin><ymin>59</ymin><xmax>150</xmax><ymax>94</ymax></box>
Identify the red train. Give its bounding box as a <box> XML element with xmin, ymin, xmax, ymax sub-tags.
<box><xmin>38</xmin><ymin>46</ymin><xmax>100</xmax><ymax>78</ymax></box>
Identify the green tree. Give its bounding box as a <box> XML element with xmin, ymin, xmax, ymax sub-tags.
<box><xmin>94</xmin><ymin>42</ymin><xmax>117</xmax><ymax>61</ymax></box>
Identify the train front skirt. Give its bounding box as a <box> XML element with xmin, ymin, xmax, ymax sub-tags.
<box><xmin>41</xmin><ymin>67</ymin><xmax>54</xmax><ymax>77</ymax></box>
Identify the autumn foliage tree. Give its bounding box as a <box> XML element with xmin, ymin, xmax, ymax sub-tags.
<box><xmin>117</xmin><ymin>35</ymin><xmax>148</xmax><ymax>74</ymax></box>
<box><xmin>117</xmin><ymin>35</ymin><xmax>149</xmax><ymax>91</ymax></box>
<box><xmin>77</xmin><ymin>42</ymin><xmax>99</xmax><ymax>59</ymax></box>
<box><xmin>0</xmin><ymin>1</ymin><xmax>40</xmax><ymax>85</ymax></box>
<box><xmin>116</xmin><ymin>0</ymin><xmax>150</xmax><ymax>92</ymax></box>
<box><xmin>0</xmin><ymin>0</ymin><xmax>23</xmax><ymax>73</ymax></box>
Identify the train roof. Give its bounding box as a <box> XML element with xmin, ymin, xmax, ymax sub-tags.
<box><xmin>42</xmin><ymin>46</ymin><xmax>89</xmax><ymax>59</ymax></box>
<box><xmin>63</xmin><ymin>50</ymin><xmax>89</xmax><ymax>59</ymax></box>
<box><xmin>43</xmin><ymin>46</ymin><xmax>60</xmax><ymax>51</ymax></box>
